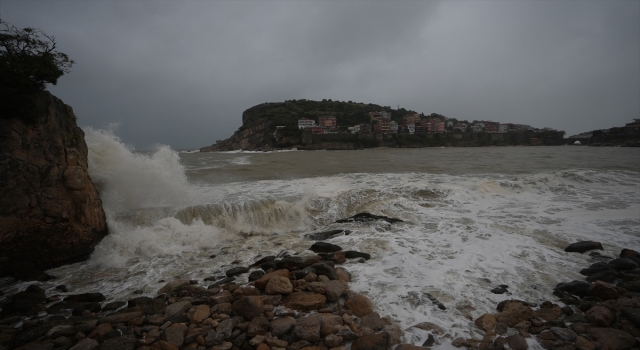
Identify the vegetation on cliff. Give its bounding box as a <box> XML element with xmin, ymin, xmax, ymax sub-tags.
<box><xmin>0</xmin><ymin>19</ymin><xmax>74</xmax><ymax>119</ymax></box>
<box><xmin>241</xmin><ymin>99</ymin><xmax>424</xmax><ymax>133</ymax></box>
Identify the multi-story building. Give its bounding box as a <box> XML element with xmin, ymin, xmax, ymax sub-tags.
<box><xmin>471</xmin><ymin>123</ymin><xmax>485</xmax><ymax>132</ymax></box>
<box><xmin>402</xmin><ymin>113</ymin><xmax>421</xmax><ymax>124</ymax></box>
<box><xmin>348</xmin><ymin>125</ymin><xmax>361</xmax><ymax>134</ymax></box>
<box><xmin>359</xmin><ymin>123</ymin><xmax>372</xmax><ymax>133</ymax></box>
<box><xmin>379</xmin><ymin>117</ymin><xmax>391</xmax><ymax>134</ymax></box>
<box><xmin>424</xmin><ymin>118</ymin><xmax>445</xmax><ymax>133</ymax></box>
<box><xmin>415</xmin><ymin>121</ymin><xmax>428</xmax><ymax>133</ymax></box>
<box><xmin>298</xmin><ymin>118</ymin><xmax>315</xmax><ymax>129</ymax></box>
<box><xmin>483</xmin><ymin>121</ymin><xmax>500</xmax><ymax>133</ymax></box>
<box><xmin>309</xmin><ymin>126</ymin><xmax>326</xmax><ymax>134</ymax></box>
<box><xmin>318</xmin><ymin>116</ymin><xmax>337</xmax><ymax>128</ymax></box>
<box><xmin>453</xmin><ymin>123</ymin><xmax>468</xmax><ymax>132</ymax></box>
<box><xmin>389</xmin><ymin>121</ymin><xmax>398</xmax><ymax>134</ymax></box>
<box><xmin>369</xmin><ymin>111</ymin><xmax>392</xmax><ymax>123</ymax></box>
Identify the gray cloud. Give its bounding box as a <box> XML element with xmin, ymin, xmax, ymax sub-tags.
<box><xmin>1</xmin><ymin>0</ymin><xmax>638</xmax><ymax>149</ymax></box>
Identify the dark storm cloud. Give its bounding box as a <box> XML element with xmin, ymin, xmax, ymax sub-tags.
<box><xmin>1</xmin><ymin>1</ymin><xmax>638</xmax><ymax>149</ymax></box>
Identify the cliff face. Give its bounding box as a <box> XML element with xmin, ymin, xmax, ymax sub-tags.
<box><xmin>0</xmin><ymin>92</ymin><xmax>108</xmax><ymax>279</ymax></box>
<box><xmin>200</xmin><ymin>118</ymin><xmax>275</xmax><ymax>152</ymax></box>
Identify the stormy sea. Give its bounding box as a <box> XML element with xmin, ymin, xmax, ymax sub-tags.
<box><xmin>5</xmin><ymin>128</ymin><xmax>640</xmax><ymax>345</ymax></box>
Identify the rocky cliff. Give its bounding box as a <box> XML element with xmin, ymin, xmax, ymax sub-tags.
<box><xmin>200</xmin><ymin>118</ymin><xmax>276</xmax><ymax>152</ymax></box>
<box><xmin>0</xmin><ymin>92</ymin><xmax>108</xmax><ymax>280</ymax></box>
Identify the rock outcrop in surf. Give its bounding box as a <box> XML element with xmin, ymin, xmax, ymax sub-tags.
<box><xmin>0</xmin><ymin>91</ymin><xmax>108</xmax><ymax>279</ymax></box>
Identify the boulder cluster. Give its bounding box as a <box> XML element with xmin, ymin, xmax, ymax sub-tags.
<box><xmin>0</xmin><ymin>241</ymin><xmax>412</xmax><ymax>350</ymax></box>
<box><xmin>456</xmin><ymin>243</ymin><xmax>640</xmax><ymax>350</ymax></box>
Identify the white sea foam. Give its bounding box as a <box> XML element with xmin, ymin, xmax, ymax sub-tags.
<box><xmin>84</xmin><ymin>127</ymin><xmax>190</xmax><ymax>212</ymax></box>
<box><xmin>7</xmin><ymin>140</ymin><xmax>637</xmax><ymax>346</ymax></box>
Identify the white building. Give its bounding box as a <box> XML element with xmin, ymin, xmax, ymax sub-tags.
<box><xmin>298</xmin><ymin>118</ymin><xmax>315</xmax><ymax>129</ymax></box>
<box><xmin>471</xmin><ymin>123</ymin><xmax>485</xmax><ymax>132</ymax></box>
<box><xmin>390</xmin><ymin>121</ymin><xmax>398</xmax><ymax>134</ymax></box>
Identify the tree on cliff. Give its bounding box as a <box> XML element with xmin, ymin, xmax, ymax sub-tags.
<box><xmin>0</xmin><ymin>19</ymin><xmax>74</xmax><ymax>118</ymax></box>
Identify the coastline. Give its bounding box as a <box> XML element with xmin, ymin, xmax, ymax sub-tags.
<box><xmin>1</xmin><ymin>234</ymin><xmax>638</xmax><ymax>350</ymax></box>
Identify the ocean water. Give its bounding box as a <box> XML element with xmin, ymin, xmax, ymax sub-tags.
<box><xmin>4</xmin><ymin>128</ymin><xmax>640</xmax><ymax>346</ymax></box>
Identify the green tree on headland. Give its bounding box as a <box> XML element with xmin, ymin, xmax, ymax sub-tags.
<box><xmin>0</xmin><ymin>19</ymin><xmax>74</xmax><ymax>118</ymax></box>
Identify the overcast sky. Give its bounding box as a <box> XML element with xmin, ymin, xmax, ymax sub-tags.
<box><xmin>2</xmin><ymin>1</ymin><xmax>638</xmax><ymax>150</ymax></box>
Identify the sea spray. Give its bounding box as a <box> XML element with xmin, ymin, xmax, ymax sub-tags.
<box><xmin>84</xmin><ymin>127</ymin><xmax>190</xmax><ymax>212</ymax></box>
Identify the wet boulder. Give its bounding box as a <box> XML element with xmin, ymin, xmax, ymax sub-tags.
<box><xmin>586</xmin><ymin>270</ymin><xmax>619</xmax><ymax>283</ymax></box>
<box><xmin>554</xmin><ymin>280</ymin><xmax>591</xmax><ymax>297</ymax></box>
<box><xmin>225</xmin><ymin>266</ymin><xmax>249</xmax><ymax>277</ymax></box>
<box><xmin>495</xmin><ymin>301</ymin><xmax>534</xmax><ymax>327</ymax></box>
<box><xmin>580</xmin><ymin>262</ymin><xmax>615</xmax><ymax>276</ymax></box>
<box><xmin>309</xmin><ymin>242</ymin><xmax>342</xmax><ymax>253</ymax></box>
<box><xmin>310</xmin><ymin>262</ymin><xmax>338</xmax><ymax>280</ymax></box>
<box><xmin>345</xmin><ymin>251</ymin><xmax>371</xmax><ymax>260</ymax></box>
<box><xmin>305</xmin><ymin>229</ymin><xmax>351</xmax><ymax>241</ymax></box>
<box><xmin>251</xmin><ymin>255</ymin><xmax>276</xmax><ymax>267</ymax></box>
<box><xmin>336</xmin><ymin>212</ymin><xmax>403</xmax><ymax>224</ymax></box>
<box><xmin>491</xmin><ymin>285</ymin><xmax>509</xmax><ymax>294</ymax></box>
<box><xmin>564</xmin><ymin>241</ymin><xmax>603</xmax><ymax>253</ymax></box>
<box><xmin>608</xmin><ymin>258</ymin><xmax>639</xmax><ymax>271</ymax></box>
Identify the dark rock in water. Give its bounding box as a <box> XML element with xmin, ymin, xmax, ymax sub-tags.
<box><xmin>295</xmin><ymin>267</ymin><xmax>316</xmax><ymax>280</ymax></box>
<box><xmin>564</xmin><ymin>241</ymin><xmax>603</xmax><ymax>253</ymax></box>
<box><xmin>423</xmin><ymin>334</ymin><xmax>436</xmax><ymax>347</ymax></box>
<box><xmin>210</xmin><ymin>277</ymin><xmax>235</xmax><ymax>286</ymax></box>
<box><xmin>55</xmin><ymin>285</ymin><xmax>68</xmax><ymax>292</ymax></box>
<box><xmin>304</xmin><ymin>229</ymin><xmax>351</xmax><ymax>241</ymax></box>
<box><xmin>261</xmin><ymin>260</ymin><xmax>279</xmax><ymax>271</ymax></box>
<box><xmin>335</xmin><ymin>212</ymin><xmax>403</xmax><ymax>224</ymax></box>
<box><xmin>275</xmin><ymin>256</ymin><xmax>306</xmax><ymax>270</ymax></box>
<box><xmin>491</xmin><ymin>285</ymin><xmax>509</xmax><ymax>294</ymax></box>
<box><xmin>277</xmin><ymin>250</ymin><xmax>291</xmax><ymax>258</ymax></box>
<box><xmin>0</xmin><ymin>92</ymin><xmax>108</xmax><ymax>279</ymax></box>
<box><xmin>64</xmin><ymin>292</ymin><xmax>105</xmax><ymax>303</ymax></box>
<box><xmin>590</xmin><ymin>254</ymin><xmax>613</xmax><ymax>263</ymax></box>
<box><xmin>608</xmin><ymin>258</ymin><xmax>639</xmax><ymax>271</ymax></box>
<box><xmin>310</xmin><ymin>262</ymin><xmax>338</xmax><ymax>280</ymax></box>
<box><xmin>580</xmin><ymin>262</ymin><xmax>613</xmax><ymax>276</ymax></box>
<box><xmin>309</xmin><ymin>242</ymin><xmax>342</xmax><ymax>253</ymax></box>
<box><xmin>3</xmin><ymin>284</ymin><xmax>47</xmax><ymax>314</ymax></box>
<box><xmin>251</xmin><ymin>255</ymin><xmax>276</xmax><ymax>266</ymax></box>
<box><xmin>424</xmin><ymin>292</ymin><xmax>446</xmax><ymax>310</ymax></box>
<box><xmin>554</xmin><ymin>281</ymin><xmax>590</xmax><ymax>297</ymax></box>
<box><xmin>620</xmin><ymin>248</ymin><xmax>640</xmax><ymax>259</ymax></box>
<box><xmin>103</xmin><ymin>301</ymin><xmax>126</xmax><ymax>311</ymax></box>
<box><xmin>226</xmin><ymin>266</ymin><xmax>249</xmax><ymax>277</ymax></box>
<box><xmin>209</xmin><ymin>254</ymin><xmax>217</xmax><ymax>259</ymax></box>
<box><xmin>586</xmin><ymin>270</ymin><xmax>619</xmax><ymax>283</ymax></box>
<box><xmin>248</xmin><ymin>270</ymin><xmax>265</xmax><ymax>282</ymax></box>
<box><xmin>345</xmin><ymin>251</ymin><xmax>371</xmax><ymax>260</ymax></box>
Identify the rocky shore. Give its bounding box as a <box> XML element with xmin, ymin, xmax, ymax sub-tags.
<box><xmin>0</xmin><ymin>237</ymin><xmax>638</xmax><ymax>350</ymax></box>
